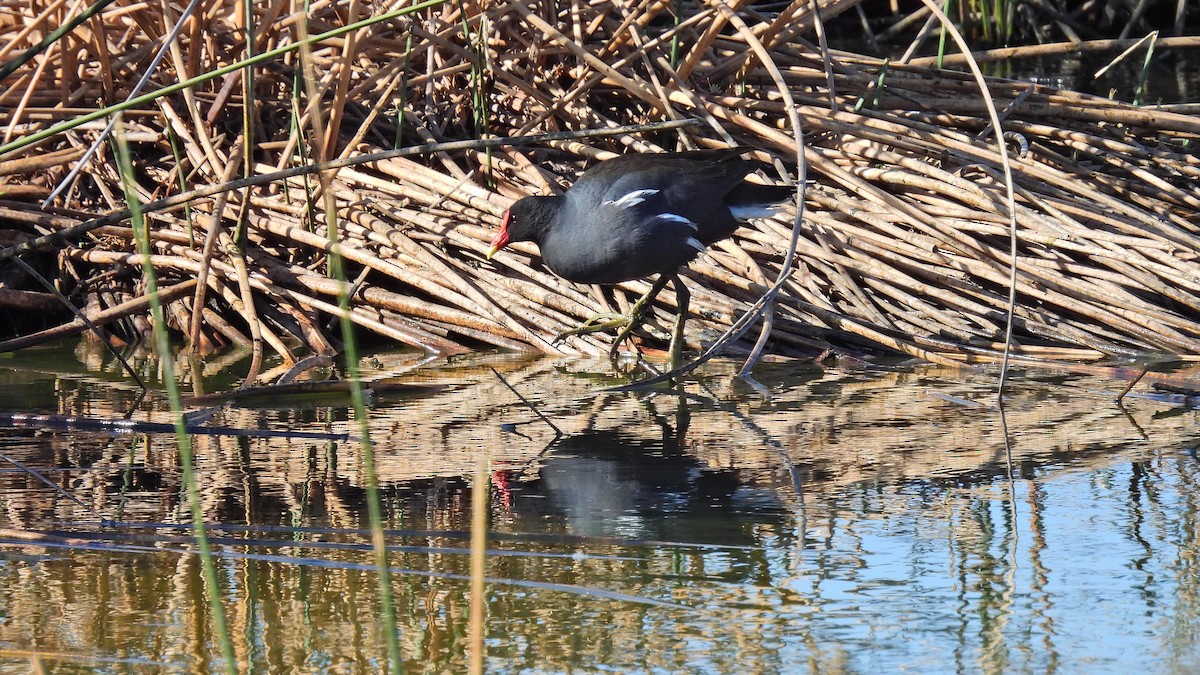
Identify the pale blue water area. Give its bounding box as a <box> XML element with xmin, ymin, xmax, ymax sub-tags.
<box><xmin>0</xmin><ymin>345</ymin><xmax>1197</xmax><ymax>672</ymax></box>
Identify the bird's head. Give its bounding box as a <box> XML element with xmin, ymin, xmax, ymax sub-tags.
<box><xmin>486</xmin><ymin>196</ymin><xmax>557</xmax><ymax>260</ymax></box>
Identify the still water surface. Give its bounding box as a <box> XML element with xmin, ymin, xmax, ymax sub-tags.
<box><xmin>0</xmin><ymin>345</ymin><xmax>1197</xmax><ymax>672</ymax></box>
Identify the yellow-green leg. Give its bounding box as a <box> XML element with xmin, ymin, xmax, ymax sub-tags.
<box><xmin>551</xmin><ymin>313</ymin><xmax>628</xmax><ymax>344</ymax></box>
<box><xmin>552</xmin><ymin>274</ymin><xmax>690</xmax><ymax>367</ymax></box>
<box><xmin>553</xmin><ymin>274</ymin><xmax>672</xmax><ymax>351</ymax></box>
<box><xmin>606</xmin><ymin>274</ymin><xmax>673</xmax><ymax>358</ymax></box>
<box><xmin>666</xmin><ymin>274</ymin><xmax>689</xmax><ymax>371</ymax></box>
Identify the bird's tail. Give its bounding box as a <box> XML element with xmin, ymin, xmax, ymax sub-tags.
<box><xmin>727</xmin><ymin>183</ymin><xmax>795</xmax><ymax>222</ymax></box>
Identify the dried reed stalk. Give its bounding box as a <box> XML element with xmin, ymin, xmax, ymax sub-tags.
<box><xmin>0</xmin><ymin>0</ymin><xmax>1198</xmax><ymax>370</ymax></box>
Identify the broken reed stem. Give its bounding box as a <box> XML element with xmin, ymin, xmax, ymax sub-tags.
<box><xmin>0</xmin><ymin>280</ymin><xmax>198</xmax><ymax>352</ymax></box>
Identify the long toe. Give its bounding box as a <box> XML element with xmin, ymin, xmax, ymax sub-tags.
<box><xmin>608</xmin><ymin>323</ymin><xmax>642</xmax><ymax>360</ymax></box>
<box><xmin>553</xmin><ymin>313</ymin><xmax>631</xmax><ymax>343</ymax></box>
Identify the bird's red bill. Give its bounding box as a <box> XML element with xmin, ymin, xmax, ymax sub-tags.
<box><xmin>485</xmin><ymin>210</ymin><xmax>513</xmax><ymax>259</ymax></box>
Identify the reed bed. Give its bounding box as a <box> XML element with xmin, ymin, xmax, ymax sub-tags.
<box><xmin>1</xmin><ymin>0</ymin><xmax>1199</xmax><ymax>371</ymax></box>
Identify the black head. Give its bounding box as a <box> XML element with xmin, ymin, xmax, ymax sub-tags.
<box><xmin>486</xmin><ymin>195</ymin><xmax>561</xmax><ymax>259</ymax></box>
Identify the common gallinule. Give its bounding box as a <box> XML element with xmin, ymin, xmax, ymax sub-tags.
<box><xmin>486</xmin><ymin>147</ymin><xmax>792</xmax><ymax>367</ymax></box>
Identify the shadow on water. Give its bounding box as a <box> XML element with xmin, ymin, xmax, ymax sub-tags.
<box><xmin>0</xmin><ymin>343</ymin><xmax>1199</xmax><ymax>671</ymax></box>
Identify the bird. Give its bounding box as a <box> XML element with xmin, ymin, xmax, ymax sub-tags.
<box><xmin>486</xmin><ymin>147</ymin><xmax>793</xmax><ymax>368</ymax></box>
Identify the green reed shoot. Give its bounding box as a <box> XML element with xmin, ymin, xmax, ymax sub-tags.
<box><xmin>395</xmin><ymin>23</ymin><xmax>416</xmax><ymax>150</ymax></box>
<box><xmin>459</xmin><ymin>2</ymin><xmax>494</xmax><ymax>187</ymax></box>
<box><xmin>113</xmin><ymin>127</ymin><xmax>238</xmax><ymax>674</ymax></box>
<box><xmin>295</xmin><ymin>4</ymin><xmax>404</xmax><ymax>667</ymax></box>
<box><xmin>164</xmin><ymin>126</ymin><xmax>195</xmax><ymax>246</ymax></box>
<box><xmin>936</xmin><ymin>0</ymin><xmax>951</xmax><ymax>68</ymax></box>
<box><xmin>1133</xmin><ymin>33</ymin><xmax>1158</xmax><ymax>105</ymax></box>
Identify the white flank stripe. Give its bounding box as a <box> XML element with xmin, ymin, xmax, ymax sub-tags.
<box><xmin>653</xmin><ymin>213</ymin><xmax>697</xmax><ymax>229</ymax></box>
<box><xmin>686</xmin><ymin>237</ymin><xmax>705</xmax><ymax>252</ymax></box>
<box><xmin>603</xmin><ymin>188</ymin><xmax>659</xmax><ymax>209</ymax></box>
<box><xmin>730</xmin><ymin>204</ymin><xmax>782</xmax><ymax>222</ymax></box>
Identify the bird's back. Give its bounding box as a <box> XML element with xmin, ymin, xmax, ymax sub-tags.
<box><xmin>535</xmin><ymin>149</ymin><xmax>791</xmax><ymax>284</ymax></box>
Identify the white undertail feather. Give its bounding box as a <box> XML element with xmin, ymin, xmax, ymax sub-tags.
<box><xmin>686</xmin><ymin>237</ymin><xmax>705</xmax><ymax>252</ymax></box>
<box><xmin>730</xmin><ymin>204</ymin><xmax>783</xmax><ymax>222</ymax></box>
<box><xmin>604</xmin><ymin>189</ymin><xmax>659</xmax><ymax>209</ymax></box>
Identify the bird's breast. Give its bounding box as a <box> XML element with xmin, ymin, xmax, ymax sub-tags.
<box><xmin>538</xmin><ymin>216</ymin><xmax>702</xmax><ymax>285</ymax></box>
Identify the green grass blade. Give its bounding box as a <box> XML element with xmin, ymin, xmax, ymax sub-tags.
<box><xmin>114</xmin><ymin>126</ymin><xmax>238</xmax><ymax>674</ymax></box>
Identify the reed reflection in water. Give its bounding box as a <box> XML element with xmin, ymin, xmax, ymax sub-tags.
<box><xmin>0</xmin><ymin>351</ymin><xmax>1197</xmax><ymax>672</ymax></box>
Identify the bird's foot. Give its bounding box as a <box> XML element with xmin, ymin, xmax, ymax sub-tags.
<box><xmin>552</xmin><ymin>313</ymin><xmax>631</xmax><ymax>344</ymax></box>
<box><xmin>552</xmin><ymin>313</ymin><xmax>658</xmax><ymax>363</ymax></box>
<box><xmin>554</xmin><ymin>276</ymin><xmax>675</xmax><ymax>359</ymax></box>
<box><xmin>607</xmin><ymin>319</ymin><xmax>648</xmax><ymax>360</ymax></box>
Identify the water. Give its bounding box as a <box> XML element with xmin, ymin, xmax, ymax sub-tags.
<box><xmin>0</xmin><ymin>345</ymin><xmax>1198</xmax><ymax>672</ymax></box>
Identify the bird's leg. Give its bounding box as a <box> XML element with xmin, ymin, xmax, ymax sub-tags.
<box><xmin>667</xmin><ymin>274</ymin><xmax>689</xmax><ymax>371</ymax></box>
<box><xmin>551</xmin><ymin>313</ymin><xmax>627</xmax><ymax>344</ymax></box>
<box><xmin>554</xmin><ymin>275</ymin><xmax>671</xmax><ymax>347</ymax></box>
<box><xmin>606</xmin><ymin>274</ymin><xmax>672</xmax><ymax>358</ymax></box>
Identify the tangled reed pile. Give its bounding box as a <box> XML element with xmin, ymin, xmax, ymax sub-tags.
<box><xmin>1</xmin><ymin>0</ymin><xmax>1199</xmax><ymax>373</ymax></box>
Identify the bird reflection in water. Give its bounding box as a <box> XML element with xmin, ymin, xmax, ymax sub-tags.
<box><xmin>493</xmin><ymin>394</ymin><xmax>787</xmax><ymax>545</ymax></box>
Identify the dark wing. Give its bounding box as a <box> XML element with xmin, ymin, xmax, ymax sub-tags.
<box><xmin>537</xmin><ymin>150</ymin><xmax>789</xmax><ymax>284</ymax></box>
<box><xmin>574</xmin><ymin>151</ymin><xmax>764</xmax><ymax>242</ymax></box>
